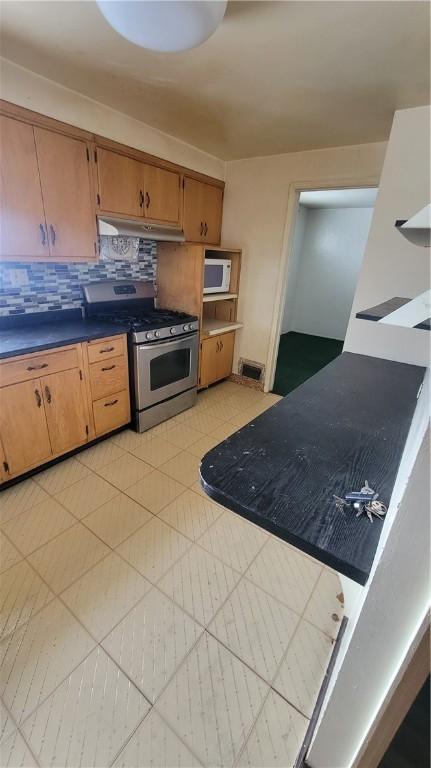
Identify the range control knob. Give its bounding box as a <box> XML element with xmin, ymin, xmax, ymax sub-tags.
<box><xmin>183</xmin><ymin>324</ymin><xmax>189</xmax><ymax>332</ymax></box>
<box><xmin>170</xmin><ymin>327</ymin><xmax>177</xmax><ymax>335</ymax></box>
<box><xmin>146</xmin><ymin>332</ymin><xmax>154</xmax><ymax>340</ymax></box>
<box><xmin>189</xmin><ymin>323</ymin><xmax>196</xmax><ymax>331</ymax></box>
<box><xmin>155</xmin><ymin>330</ymin><xmax>161</xmax><ymax>338</ymax></box>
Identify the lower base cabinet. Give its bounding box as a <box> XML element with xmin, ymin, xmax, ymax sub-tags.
<box><xmin>0</xmin><ymin>378</ymin><xmax>52</xmax><ymax>477</ymax></box>
<box><xmin>199</xmin><ymin>331</ymin><xmax>235</xmax><ymax>388</ymax></box>
<box><xmin>0</xmin><ymin>334</ymin><xmax>130</xmax><ymax>484</ymax></box>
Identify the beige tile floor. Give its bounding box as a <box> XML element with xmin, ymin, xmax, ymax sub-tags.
<box><xmin>0</xmin><ymin>381</ymin><xmax>344</xmax><ymax>768</ymax></box>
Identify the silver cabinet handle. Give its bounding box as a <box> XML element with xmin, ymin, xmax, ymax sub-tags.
<box><xmin>49</xmin><ymin>224</ymin><xmax>56</xmax><ymax>246</ymax></box>
<box><xmin>39</xmin><ymin>223</ymin><xmax>47</xmax><ymax>247</ymax></box>
<box><xmin>27</xmin><ymin>362</ymin><xmax>48</xmax><ymax>371</ymax></box>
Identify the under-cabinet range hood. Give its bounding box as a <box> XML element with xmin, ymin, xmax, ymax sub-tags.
<box><xmin>98</xmin><ymin>215</ymin><xmax>185</xmax><ymax>242</ymax></box>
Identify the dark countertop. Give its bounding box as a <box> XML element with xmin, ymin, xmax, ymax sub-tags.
<box><xmin>0</xmin><ymin>311</ymin><xmax>126</xmax><ymax>359</ymax></box>
<box><xmin>200</xmin><ymin>352</ymin><xmax>425</xmax><ymax>585</ymax></box>
<box><xmin>356</xmin><ymin>297</ymin><xmax>431</xmax><ymax>330</ymax></box>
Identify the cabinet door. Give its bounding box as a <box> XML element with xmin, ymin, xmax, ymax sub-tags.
<box><xmin>97</xmin><ymin>148</ymin><xmax>143</xmax><ymax>217</ymax></box>
<box><xmin>216</xmin><ymin>332</ymin><xmax>235</xmax><ymax>380</ymax></box>
<box><xmin>34</xmin><ymin>127</ymin><xmax>96</xmax><ymax>260</ymax></box>
<box><xmin>144</xmin><ymin>165</ymin><xmax>180</xmax><ymax>224</ymax></box>
<box><xmin>41</xmin><ymin>368</ymin><xmax>88</xmax><ymax>455</ymax></box>
<box><xmin>202</xmin><ymin>184</ymin><xmax>223</xmax><ymax>245</ymax></box>
<box><xmin>0</xmin><ymin>116</ymin><xmax>48</xmax><ymax>259</ymax></box>
<box><xmin>199</xmin><ymin>336</ymin><xmax>219</xmax><ymax>388</ymax></box>
<box><xmin>183</xmin><ymin>177</ymin><xmax>205</xmax><ymax>242</ymax></box>
<box><xmin>0</xmin><ymin>379</ymin><xmax>52</xmax><ymax>476</ymax></box>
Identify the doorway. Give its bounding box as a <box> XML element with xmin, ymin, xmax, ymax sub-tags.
<box><xmin>272</xmin><ymin>187</ymin><xmax>377</xmax><ymax>396</ymax></box>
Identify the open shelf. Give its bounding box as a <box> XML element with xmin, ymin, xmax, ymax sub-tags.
<box><xmin>356</xmin><ymin>291</ymin><xmax>430</xmax><ymax>331</ymax></box>
<box><xmin>201</xmin><ymin>318</ymin><xmax>244</xmax><ymax>337</ymax></box>
<box><xmin>203</xmin><ymin>293</ymin><xmax>238</xmax><ymax>303</ymax></box>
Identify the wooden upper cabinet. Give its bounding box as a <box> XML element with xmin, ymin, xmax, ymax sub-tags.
<box><xmin>33</xmin><ymin>127</ymin><xmax>96</xmax><ymax>261</ymax></box>
<box><xmin>183</xmin><ymin>177</ymin><xmax>223</xmax><ymax>244</ymax></box>
<box><xmin>202</xmin><ymin>183</ymin><xmax>223</xmax><ymax>244</ymax></box>
<box><xmin>143</xmin><ymin>165</ymin><xmax>180</xmax><ymax>224</ymax></box>
<box><xmin>0</xmin><ymin>116</ymin><xmax>48</xmax><ymax>259</ymax></box>
<box><xmin>97</xmin><ymin>148</ymin><xmax>143</xmax><ymax>217</ymax></box>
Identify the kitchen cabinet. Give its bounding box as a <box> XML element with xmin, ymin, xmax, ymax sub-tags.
<box><xmin>41</xmin><ymin>368</ymin><xmax>89</xmax><ymax>454</ymax></box>
<box><xmin>0</xmin><ymin>114</ymin><xmax>97</xmax><ymax>262</ymax></box>
<box><xmin>0</xmin><ymin>379</ymin><xmax>52</xmax><ymax>477</ymax></box>
<box><xmin>183</xmin><ymin>177</ymin><xmax>223</xmax><ymax>244</ymax></box>
<box><xmin>86</xmin><ymin>334</ymin><xmax>130</xmax><ymax>437</ymax></box>
<box><xmin>33</xmin><ymin>127</ymin><xmax>96</xmax><ymax>260</ymax></box>
<box><xmin>143</xmin><ymin>164</ymin><xmax>181</xmax><ymax>224</ymax></box>
<box><xmin>0</xmin><ymin>116</ymin><xmax>47</xmax><ymax>259</ymax></box>
<box><xmin>0</xmin><ymin>334</ymin><xmax>130</xmax><ymax>483</ymax></box>
<box><xmin>199</xmin><ymin>331</ymin><xmax>235</xmax><ymax>388</ymax></box>
<box><xmin>97</xmin><ymin>148</ymin><xmax>143</xmax><ymax>217</ymax></box>
<box><xmin>96</xmin><ymin>148</ymin><xmax>181</xmax><ymax>224</ymax></box>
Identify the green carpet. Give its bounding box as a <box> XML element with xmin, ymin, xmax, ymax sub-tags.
<box><xmin>272</xmin><ymin>331</ymin><xmax>343</xmax><ymax>396</ymax></box>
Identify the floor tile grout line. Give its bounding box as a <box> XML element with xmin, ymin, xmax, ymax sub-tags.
<box><xmin>0</xmin><ymin>560</ymin><xmax>57</xmax><ymax>643</ymax></box>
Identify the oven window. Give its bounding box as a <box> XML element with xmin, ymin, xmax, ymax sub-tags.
<box><xmin>150</xmin><ymin>348</ymin><xmax>191</xmax><ymax>390</ymax></box>
<box><xmin>204</xmin><ymin>264</ymin><xmax>223</xmax><ymax>290</ymax></box>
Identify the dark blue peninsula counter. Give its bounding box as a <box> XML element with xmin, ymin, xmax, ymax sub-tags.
<box><xmin>200</xmin><ymin>352</ymin><xmax>425</xmax><ymax>584</ymax></box>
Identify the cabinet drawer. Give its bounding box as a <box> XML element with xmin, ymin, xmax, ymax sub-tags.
<box><xmin>93</xmin><ymin>389</ymin><xmax>130</xmax><ymax>436</ymax></box>
<box><xmin>87</xmin><ymin>335</ymin><xmax>126</xmax><ymax>364</ymax></box>
<box><xmin>90</xmin><ymin>356</ymin><xmax>128</xmax><ymax>400</ymax></box>
<box><xmin>0</xmin><ymin>347</ymin><xmax>79</xmax><ymax>387</ymax></box>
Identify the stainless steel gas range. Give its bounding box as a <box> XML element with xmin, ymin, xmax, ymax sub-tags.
<box><xmin>83</xmin><ymin>280</ymin><xmax>199</xmax><ymax>432</ymax></box>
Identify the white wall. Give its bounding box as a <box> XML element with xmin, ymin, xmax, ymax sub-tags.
<box><xmin>280</xmin><ymin>204</ymin><xmax>307</xmax><ymax>333</ymax></box>
<box><xmin>284</xmin><ymin>206</ymin><xmax>373</xmax><ymax>341</ymax></box>
<box><xmin>0</xmin><ymin>58</ymin><xmax>225</xmax><ymax>180</ymax></box>
<box><xmin>222</xmin><ymin>141</ymin><xmax>386</xmax><ymax>384</ymax></box>
<box><xmin>344</xmin><ymin>105</ymin><xmax>430</xmax><ymax>366</ymax></box>
<box><xmin>308</xmin><ymin>104</ymin><xmax>431</xmax><ymax>767</ymax></box>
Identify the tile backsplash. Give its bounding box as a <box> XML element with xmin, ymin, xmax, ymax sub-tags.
<box><xmin>0</xmin><ymin>237</ymin><xmax>157</xmax><ymax>315</ymax></box>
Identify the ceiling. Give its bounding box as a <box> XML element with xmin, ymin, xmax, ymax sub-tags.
<box><xmin>300</xmin><ymin>188</ymin><xmax>378</xmax><ymax>209</ymax></box>
<box><xmin>1</xmin><ymin>1</ymin><xmax>429</xmax><ymax>160</ymax></box>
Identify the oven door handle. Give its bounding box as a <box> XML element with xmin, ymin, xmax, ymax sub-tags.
<box><xmin>136</xmin><ymin>332</ymin><xmax>198</xmax><ymax>352</ymax></box>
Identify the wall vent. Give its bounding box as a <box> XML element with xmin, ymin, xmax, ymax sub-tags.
<box><xmin>239</xmin><ymin>358</ymin><xmax>265</xmax><ymax>382</ymax></box>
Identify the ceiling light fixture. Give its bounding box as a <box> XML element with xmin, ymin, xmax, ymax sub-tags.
<box><xmin>96</xmin><ymin>0</ymin><xmax>227</xmax><ymax>52</ymax></box>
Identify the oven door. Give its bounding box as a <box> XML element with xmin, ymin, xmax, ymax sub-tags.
<box><xmin>134</xmin><ymin>332</ymin><xmax>198</xmax><ymax>410</ymax></box>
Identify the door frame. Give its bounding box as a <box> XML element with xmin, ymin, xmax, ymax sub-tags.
<box><xmin>265</xmin><ymin>176</ymin><xmax>380</xmax><ymax>392</ymax></box>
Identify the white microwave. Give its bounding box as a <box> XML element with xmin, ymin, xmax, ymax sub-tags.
<box><xmin>203</xmin><ymin>258</ymin><xmax>231</xmax><ymax>294</ymax></box>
